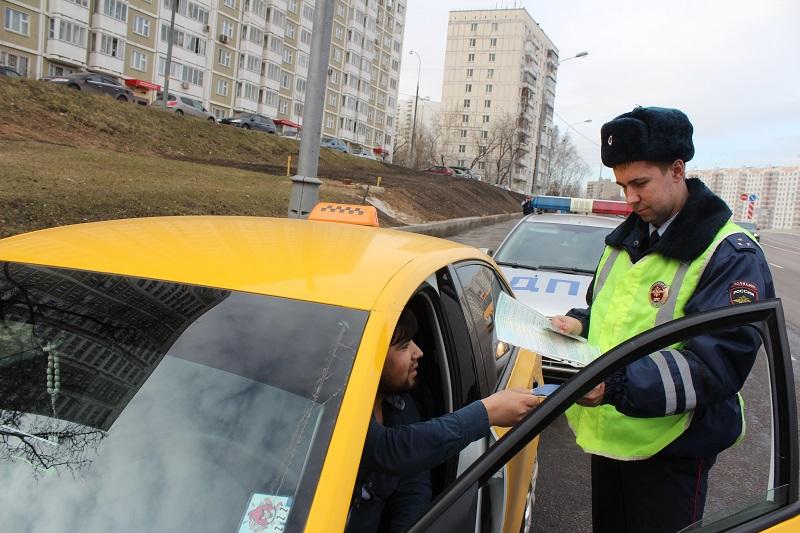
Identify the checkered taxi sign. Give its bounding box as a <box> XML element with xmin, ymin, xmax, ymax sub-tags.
<box><xmin>309</xmin><ymin>202</ymin><xmax>379</xmax><ymax>227</ymax></box>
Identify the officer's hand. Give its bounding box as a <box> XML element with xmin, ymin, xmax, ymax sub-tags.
<box><xmin>577</xmin><ymin>382</ymin><xmax>605</xmax><ymax>407</ymax></box>
<box><xmin>482</xmin><ymin>387</ymin><xmax>542</xmax><ymax>427</ymax></box>
<box><xmin>550</xmin><ymin>315</ymin><xmax>582</xmax><ymax>336</ymax></box>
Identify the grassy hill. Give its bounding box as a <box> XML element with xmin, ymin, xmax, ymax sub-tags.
<box><xmin>0</xmin><ymin>78</ymin><xmax>524</xmax><ymax>238</ymax></box>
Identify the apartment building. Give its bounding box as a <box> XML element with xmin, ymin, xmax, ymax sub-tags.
<box><xmin>689</xmin><ymin>166</ymin><xmax>800</xmax><ymax>230</ymax></box>
<box><xmin>440</xmin><ymin>8</ymin><xmax>557</xmax><ymax>193</ymax></box>
<box><xmin>395</xmin><ymin>96</ymin><xmax>438</xmax><ymax>144</ymax></box>
<box><xmin>585</xmin><ymin>177</ymin><xmax>621</xmax><ymax>200</ymax></box>
<box><xmin>0</xmin><ymin>0</ymin><xmax>406</xmax><ymax>156</ymax></box>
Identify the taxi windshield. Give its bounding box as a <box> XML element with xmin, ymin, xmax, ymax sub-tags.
<box><xmin>0</xmin><ymin>262</ymin><xmax>367</xmax><ymax>533</ymax></box>
<box><xmin>494</xmin><ymin>221</ymin><xmax>612</xmax><ymax>273</ymax></box>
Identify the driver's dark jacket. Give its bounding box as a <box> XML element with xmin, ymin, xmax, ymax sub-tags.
<box><xmin>567</xmin><ymin>178</ymin><xmax>775</xmax><ymax>458</ymax></box>
<box><xmin>346</xmin><ymin>395</ymin><xmax>489</xmax><ymax>532</ymax></box>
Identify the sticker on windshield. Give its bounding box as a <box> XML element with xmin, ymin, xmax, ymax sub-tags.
<box><xmin>238</xmin><ymin>493</ymin><xmax>293</xmax><ymax>533</ymax></box>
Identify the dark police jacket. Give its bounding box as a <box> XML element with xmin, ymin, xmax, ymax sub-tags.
<box><xmin>346</xmin><ymin>395</ymin><xmax>489</xmax><ymax>533</ymax></box>
<box><xmin>568</xmin><ymin>178</ymin><xmax>775</xmax><ymax>458</ymax></box>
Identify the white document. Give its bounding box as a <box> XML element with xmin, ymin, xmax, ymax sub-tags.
<box><xmin>495</xmin><ymin>292</ymin><xmax>600</xmax><ymax>368</ymax></box>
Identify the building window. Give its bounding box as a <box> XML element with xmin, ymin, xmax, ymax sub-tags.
<box><xmin>484</xmin><ymin>99</ymin><xmax>491</xmax><ymax>108</ymax></box>
<box><xmin>466</xmin><ymin>68</ymin><xmax>473</xmax><ymax>77</ymax></box>
<box><xmin>286</xmin><ymin>22</ymin><xmax>295</xmax><ymax>39</ymax></box>
<box><xmin>334</xmin><ymin>23</ymin><xmax>344</xmax><ymax>40</ymax></box>
<box><xmin>328</xmin><ymin>93</ymin><xmax>337</xmax><ymax>106</ymax></box>
<box><xmin>460</xmin><ymin>129</ymin><xmax>467</xmax><ymax>138</ymax></box>
<box><xmin>487</xmin><ymin>68</ymin><xmax>494</xmax><ymax>78</ymax></box>
<box><xmin>218</xmin><ymin>48</ymin><xmax>231</xmax><ymax>67</ymax></box>
<box><xmin>480</xmin><ymin>130</ymin><xmax>488</xmax><ymax>139</ymax></box>
<box><xmin>49</xmin><ymin>19</ymin><xmax>87</xmax><ymax>46</ymax></box>
<box><xmin>131</xmin><ymin>49</ymin><xmax>147</xmax><ymax>71</ymax></box>
<box><xmin>478</xmin><ymin>161</ymin><xmax>486</xmax><ymax>170</ymax></box>
<box><xmin>488</xmin><ymin>53</ymin><xmax>495</xmax><ymax>62</ymax></box>
<box><xmin>133</xmin><ymin>15</ymin><xmax>150</xmax><ymax>37</ymax></box>
<box><xmin>485</xmin><ymin>84</ymin><xmax>492</xmax><ymax>92</ymax></box>
<box><xmin>101</xmin><ymin>0</ymin><xmax>128</xmax><ymax>22</ymax></box>
<box><xmin>482</xmin><ymin>115</ymin><xmax>490</xmax><ymax>123</ymax></box>
<box><xmin>465</xmin><ymin>83</ymin><xmax>472</xmax><ymax>92</ymax></box>
<box><xmin>224</xmin><ymin>0</ymin><xmax>235</xmax><ymax>7</ymax></box>
<box><xmin>467</xmin><ymin>53</ymin><xmax>475</xmax><ymax>62</ymax></box>
<box><xmin>490</xmin><ymin>38</ymin><xmax>497</xmax><ymax>46</ymax></box>
<box><xmin>302</xmin><ymin>4</ymin><xmax>314</xmax><ymax>20</ymax></box>
<box><xmin>287</xmin><ymin>0</ymin><xmax>297</xmax><ymax>12</ymax></box>
<box><xmin>4</xmin><ymin>8</ymin><xmax>30</xmax><ymax>35</ymax></box>
<box><xmin>216</xmin><ymin>78</ymin><xmax>229</xmax><ymax>96</ymax></box>
<box><xmin>459</xmin><ymin>145</ymin><xmax>466</xmax><ymax>153</ymax></box>
<box><xmin>301</xmin><ymin>29</ymin><xmax>311</xmax><ymax>45</ymax></box>
<box><xmin>283</xmin><ymin>49</ymin><xmax>293</xmax><ymax>64</ymax></box>
<box><xmin>463</xmin><ymin>99</ymin><xmax>470</xmax><ymax>108</ymax></box>
<box><xmin>326</xmin><ymin>115</ymin><xmax>334</xmax><ymax>129</ymax></box>
<box><xmin>491</xmin><ymin>22</ymin><xmax>498</xmax><ymax>31</ymax></box>
<box><xmin>468</xmin><ymin>38</ymin><xmax>476</xmax><ymax>47</ymax></box>
<box><xmin>470</xmin><ymin>22</ymin><xmax>477</xmax><ymax>31</ymax></box>
<box><xmin>98</xmin><ymin>34</ymin><xmax>125</xmax><ymax>58</ymax></box>
<box><xmin>222</xmin><ymin>19</ymin><xmax>234</xmax><ymax>38</ymax></box>
<box><xmin>281</xmin><ymin>71</ymin><xmax>291</xmax><ymax>88</ymax></box>
<box><xmin>279</xmin><ymin>99</ymin><xmax>289</xmax><ymax>114</ymax></box>
<box><xmin>462</xmin><ymin>114</ymin><xmax>469</xmax><ymax>123</ymax></box>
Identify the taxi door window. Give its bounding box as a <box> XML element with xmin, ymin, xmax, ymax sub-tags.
<box><xmin>454</xmin><ymin>263</ymin><xmax>512</xmax><ymax>391</ymax></box>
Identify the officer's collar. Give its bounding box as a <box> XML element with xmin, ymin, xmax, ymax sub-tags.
<box><xmin>605</xmin><ymin>178</ymin><xmax>732</xmax><ymax>262</ymax></box>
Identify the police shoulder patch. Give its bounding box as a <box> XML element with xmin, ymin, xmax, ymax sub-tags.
<box><xmin>730</xmin><ymin>280</ymin><xmax>759</xmax><ymax>305</ymax></box>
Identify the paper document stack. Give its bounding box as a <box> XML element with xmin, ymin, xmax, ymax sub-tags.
<box><xmin>495</xmin><ymin>292</ymin><xmax>600</xmax><ymax>368</ymax></box>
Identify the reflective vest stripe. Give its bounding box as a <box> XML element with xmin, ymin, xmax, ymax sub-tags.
<box><xmin>650</xmin><ymin>351</ymin><xmax>678</xmax><ymax>414</ymax></box>
<box><xmin>593</xmin><ymin>248</ymin><xmax>621</xmax><ymax>296</ymax></box>
<box><xmin>655</xmin><ymin>262</ymin><xmax>691</xmax><ymax>325</ymax></box>
<box><xmin>666</xmin><ymin>347</ymin><xmax>698</xmax><ymax>411</ymax></box>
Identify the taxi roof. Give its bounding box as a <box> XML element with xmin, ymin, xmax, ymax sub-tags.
<box><xmin>0</xmin><ymin>216</ymin><xmax>482</xmax><ymax>311</ymax></box>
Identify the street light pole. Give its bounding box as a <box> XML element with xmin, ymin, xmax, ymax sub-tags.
<box><xmin>162</xmin><ymin>0</ymin><xmax>179</xmax><ymax>105</ymax></box>
<box><xmin>287</xmin><ymin>0</ymin><xmax>335</xmax><ymax>218</ymax></box>
<box><xmin>409</xmin><ymin>50</ymin><xmax>421</xmax><ymax>169</ymax></box>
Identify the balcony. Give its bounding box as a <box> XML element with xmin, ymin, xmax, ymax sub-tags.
<box><xmin>240</xmin><ymin>39</ymin><xmax>262</xmax><ymax>57</ymax></box>
<box><xmin>87</xmin><ymin>51</ymin><xmax>124</xmax><ymax>76</ymax></box>
<box><xmin>91</xmin><ymin>12</ymin><xmax>126</xmax><ymax>37</ymax></box>
<box><xmin>49</xmin><ymin>0</ymin><xmax>90</xmax><ymax>24</ymax></box>
<box><xmin>45</xmin><ymin>39</ymin><xmax>88</xmax><ymax>67</ymax></box>
<box><xmin>234</xmin><ymin>96</ymin><xmax>258</xmax><ymax>113</ymax></box>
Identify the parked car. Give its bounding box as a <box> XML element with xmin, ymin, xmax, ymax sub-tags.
<box><xmin>738</xmin><ymin>221</ymin><xmax>761</xmax><ymax>241</ymax></box>
<box><xmin>353</xmin><ymin>147</ymin><xmax>378</xmax><ymax>160</ymax></box>
<box><xmin>41</xmin><ymin>72</ymin><xmax>134</xmax><ymax>102</ymax></box>
<box><xmin>320</xmin><ymin>137</ymin><xmax>349</xmax><ymax>153</ymax></box>
<box><xmin>425</xmin><ymin>165</ymin><xmax>454</xmax><ymax>176</ymax></box>
<box><xmin>450</xmin><ymin>166</ymin><xmax>481</xmax><ymax>180</ymax></box>
<box><xmin>219</xmin><ymin>113</ymin><xmax>277</xmax><ymax>133</ymax></box>
<box><xmin>154</xmin><ymin>92</ymin><xmax>215</xmax><ymax>121</ymax></box>
<box><xmin>0</xmin><ymin>203</ymin><xmax>544</xmax><ymax>532</ymax></box>
<box><xmin>0</xmin><ymin>66</ymin><xmax>22</xmax><ymax>77</ymax></box>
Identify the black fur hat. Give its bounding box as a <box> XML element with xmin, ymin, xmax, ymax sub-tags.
<box><xmin>600</xmin><ymin>106</ymin><xmax>694</xmax><ymax>168</ymax></box>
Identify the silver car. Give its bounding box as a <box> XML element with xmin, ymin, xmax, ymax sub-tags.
<box><xmin>154</xmin><ymin>92</ymin><xmax>215</xmax><ymax>122</ymax></box>
<box><xmin>491</xmin><ymin>213</ymin><xmax>622</xmax><ymax>379</ymax></box>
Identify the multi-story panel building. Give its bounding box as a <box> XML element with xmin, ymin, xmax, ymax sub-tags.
<box><xmin>585</xmin><ymin>178</ymin><xmax>622</xmax><ymax>200</ymax></box>
<box><xmin>689</xmin><ymin>166</ymin><xmax>800</xmax><ymax>230</ymax></box>
<box><xmin>440</xmin><ymin>8</ymin><xmax>557</xmax><ymax>193</ymax></box>
<box><xmin>1</xmin><ymin>0</ymin><xmax>405</xmax><ymax>157</ymax></box>
<box><xmin>394</xmin><ymin>96</ymin><xmax>438</xmax><ymax>160</ymax></box>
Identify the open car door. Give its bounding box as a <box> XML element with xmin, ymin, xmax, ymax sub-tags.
<box><xmin>407</xmin><ymin>299</ymin><xmax>799</xmax><ymax>533</ymax></box>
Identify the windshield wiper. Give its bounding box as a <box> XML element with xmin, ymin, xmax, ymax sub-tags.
<box><xmin>495</xmin><ymin>260</ymin><xmax>539</xmax><ymax>270</ymax></box>
<box><xmin>535</xmin><ymin>265</ymin><xmax>596</xmax><ymax>275</ymax></box>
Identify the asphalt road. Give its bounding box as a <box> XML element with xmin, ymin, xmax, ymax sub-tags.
<box><xmin>450</xmin><ymin>219</ymin><xmax>800</xmax><ymax>533</ymax></box>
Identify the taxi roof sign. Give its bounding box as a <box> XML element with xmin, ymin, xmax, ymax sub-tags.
<box><xmin>309</xmin><ymin>202</ymin><xmax>379</xmax><ymax>227</ymax></box>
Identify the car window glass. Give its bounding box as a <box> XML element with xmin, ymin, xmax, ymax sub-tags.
<box><xmin>0</xmin><ymin>262</ymin><xmax>367</xmax><ymax>533</ymax></box>
<box><xmin>454</xmin><ymin>263</ymin><xmax>512</xmax><ymax>390</ymax></box>
<box><xmin>494</xmin><ymin>221</ymin><xmax>614</xmax><ymax>273</ymax></box>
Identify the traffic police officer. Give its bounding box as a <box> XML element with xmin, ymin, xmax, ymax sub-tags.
<box><xmin>552</xmin><ymin>106</ymin><xmax>775</xmax><ymax>532</ymax></box>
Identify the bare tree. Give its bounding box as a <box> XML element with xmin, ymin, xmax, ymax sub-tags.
<box><xmin>427</xmin><ymin>107</ymin><xmax>462</xmax><ymax>168</ymax></box>
<box><xmin>542</xmin><ymin>126</ymin><xmax>589</xmax><ymax>196</ymax></box>
<box><xmin>488</xmin><ymin>113</ymin><xmax>527</xmax><ymax>187</ymax></box>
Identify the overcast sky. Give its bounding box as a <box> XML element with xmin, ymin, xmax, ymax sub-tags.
<box><xmin>397</xmin><ymin>0</ymin><xmax>800</xmax><ymax>180</ymax></box>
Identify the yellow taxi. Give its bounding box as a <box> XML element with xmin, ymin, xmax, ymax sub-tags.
<box><xmin>0</xmin><ymin>206</ymin><xmax>543</xmax><ymax>533</ymax></box>
<box><xmin>0</xmin><ymin>205</ymin><xmax>797</xmax><ymax>533</ymax></box>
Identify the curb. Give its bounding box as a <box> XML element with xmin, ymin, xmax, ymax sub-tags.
<box><xmin>396</xmin><ymin>212</ymin><xmax>522</xmax><ymax>238</ymax></box>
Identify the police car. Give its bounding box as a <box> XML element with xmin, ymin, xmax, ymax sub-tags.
<box><xmin>492</xmin><ymin>196</ymin><xmax>628</xmax><ymax>379</ymax></box>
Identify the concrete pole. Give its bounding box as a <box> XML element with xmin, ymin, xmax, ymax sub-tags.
<box><xmin>162</xmin><ymin>0</ymin><xmax>178</xmax><ymax>105</ymax></box>
<box><xmin>287</xmin><ymin>0</ymin><xmax>336</xmax><ymax>218</ymax></box>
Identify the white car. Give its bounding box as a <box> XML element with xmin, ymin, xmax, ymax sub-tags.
<box><xmin>492</xmin><ymin>212</ymin><xmax>623</xmax><ymax>379</ymax></box>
